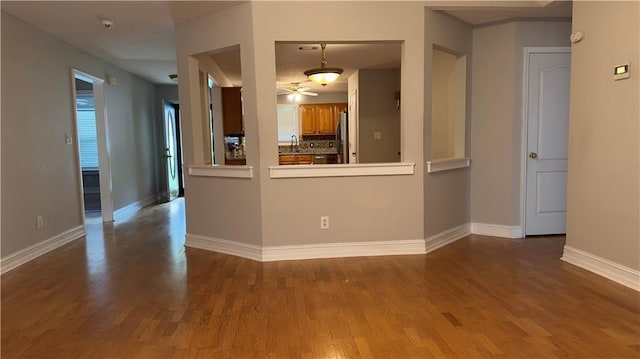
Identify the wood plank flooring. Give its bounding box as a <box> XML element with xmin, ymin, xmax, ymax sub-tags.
<box><xmin>2</xmin><ymin>199</ymin><xmax>639</xmax><ymax>358</ymax></box>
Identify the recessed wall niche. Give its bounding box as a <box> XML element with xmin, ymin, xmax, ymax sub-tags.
<box><xmin>431</xmin><ymin>45</ymin><xmax>467</xmax><ymax>160</ymax></box>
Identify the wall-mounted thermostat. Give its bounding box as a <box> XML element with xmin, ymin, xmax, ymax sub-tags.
<box><xmin>613</xmin><ymin>63</ymin><xmax>630</xmax><ymax>80</ymax></box>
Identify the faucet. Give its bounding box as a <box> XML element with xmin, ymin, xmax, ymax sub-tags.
<box><xmin>290</xmin><ymin>135</ymin><xmax>298</xmax><ymax>152</ymax></box>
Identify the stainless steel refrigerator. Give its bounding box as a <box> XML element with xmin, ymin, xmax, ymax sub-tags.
<box><xmin>336</xmin><ymin>111</ymin><xmax>348</xmax><ymax>164</ymax></box>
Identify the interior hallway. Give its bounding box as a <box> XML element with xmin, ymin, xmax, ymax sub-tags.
<box><xmin>1</xmin><ymin>199</ymin><xmax>639</xmax><ymax>358</ymax></box>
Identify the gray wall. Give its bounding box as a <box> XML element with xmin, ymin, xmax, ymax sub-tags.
<box><xmin>470</xmin><ymin>20</ymin><xmax>572</xmax><ymax>227</ymax></box>
<box><xmin>176</xmin><ymin>3</ymin><xmax>264</xmax><ymax>246</ymax></box>
<box><xmin>1</xmin><ymin>12</ymin><xmax>158</xmax><ymax>257</ymax></box>
<box><xmin>424</xmin><ymin>9</ymin><xmax>472</xmax><ymax>237</ymax></box>
<box><xmin>470</xmin><ymin>22</ymin><xmax>517</xmax><ymax>226</ymax></box>
<box><xmin>252</xmin><ymin>1</ymin><xmax>425</xmax><ymax>247</ymax></box>
<box><xmin>176</xmin><ymin>1</ymin><xmax>425</xmax><ymax>247</ymax></box>
<box><xmin>357</xmin><ymin>69</ymin><xmax>401</xmax><ymax>163</ymax></box>
<box><xmin>566</xmin><ymin>1</ymin><xmax>639</xmax><ymax>270</ymax></box>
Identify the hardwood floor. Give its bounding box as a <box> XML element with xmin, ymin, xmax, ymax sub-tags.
<box><xmin>2</xmin><ymin>199</ymin><xmax>639</xmax><ymax>358</ymax></box>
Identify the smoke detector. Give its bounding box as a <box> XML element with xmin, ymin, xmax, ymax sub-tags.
<box><xmin>101</xmin><ymin>19</ymin><xmax>114</xmax><ymax>30</ymax></box>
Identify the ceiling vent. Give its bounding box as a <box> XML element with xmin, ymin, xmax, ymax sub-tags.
<box><xmin>297</xmin><ymin>45</ymin><xmax>320</xmax><ymax>51</ymax></box>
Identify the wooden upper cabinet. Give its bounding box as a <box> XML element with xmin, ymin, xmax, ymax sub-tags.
<box><xmin>315</xmin><ymin>105</ymin><xmax>335</xmax><ymax>134</ymax></box>
<box><xmin>299</xmin><ymin>103</ymin><xmax>347</xmax><ymax>135</ymax></box>
<box><xmin>221</xmin><ymin>87</ymin><xmax>243</xmax><ymax>136</ymax></box>
<box><xmin>299</xmin><ymin>105</ymin><xmax>316</xmax><ymax>135</ymax></box>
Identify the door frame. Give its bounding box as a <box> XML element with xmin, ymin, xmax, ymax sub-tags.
<box><xmin>348</xmin><ymin>89</ymin><xmax>358</xmax><ymax>163</ymax></box>
<box><xmin>519</xmin><ymin>47</ymin><xmax>571</xmax><ymax>236</ymax></box>
<box><xmin>161</xmin><ymin>100</ymin><xmax>181</xmax><ymax>201</ymax></box>
<box><xmin>71</xmin><ymin>69</ymin><xmax>114</xmax><ymax>223</ymax></box>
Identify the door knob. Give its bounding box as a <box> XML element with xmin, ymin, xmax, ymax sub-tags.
<box><xmin>529</xmin><ymin>152</ymin><xmax>538</xmax><ymax>159</ymax></box>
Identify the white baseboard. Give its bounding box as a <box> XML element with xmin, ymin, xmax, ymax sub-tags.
<box><xmin>185</xmin><ymin>234</ymin><xmax>262</xmax><ymax>261</ymax></box>
<box><xmin>561</xmin><ymin>245</ymin><xmax>640</xmax><ymax>292</ymax></box>
<box><xmin>113</xmin><ymin>194</ymin><xmax>157</xmax><ymax>222</ymax></box>
<box><xmin>186</xmin><ymin>233</ymin><xmax>427</xmax><ymax>262</ymax></box>
<box><xmin>186</xmin><ymin>225</ymin><xmax>473</xmax><ymax>262</ymax></box>
<box><xmin>261</xmin><ymin>239</ymin><xmax>426</xmax><ymax>261</ymax></box>
<box><xmin>1</xmin><ymin>225</ymin><xmax>85</xmax><ymax>275</ymax></box>
<box><xmin>471</xmin><ymin>222</ymin><xmax>523</xmax><ymax>238</ymax></box>
<box><xmin>425</xmin><ymin>223</ymin><xmax>470</xmax><ymax>253</ymax></box>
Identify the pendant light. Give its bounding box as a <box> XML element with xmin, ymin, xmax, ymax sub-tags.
<box><xmin>304</xmin><ymin>44</ymin><xmax>343</xmax><ymax>86</ymax></box>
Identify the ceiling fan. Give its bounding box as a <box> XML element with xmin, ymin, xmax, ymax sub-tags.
<box><xmin>277</xmin><ymin>82</ymin><xmax>318</xmax><ymax>101</ymax></box>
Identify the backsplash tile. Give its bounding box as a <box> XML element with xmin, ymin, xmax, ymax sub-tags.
<box><xmin>279</xmin><ymin>135</ymin><xmax>339</xmax><ymax>154</ymax></box>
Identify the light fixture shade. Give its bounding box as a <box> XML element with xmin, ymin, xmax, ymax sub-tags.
<box><xmin>304</xmin><ymin>68</ymin><xmax>343</xmax><ymax>86</ymax></box>
<box><xmin>304</xmin><ymin>44</ymin><xmax>343</xmax><ymax>86</ymax></box>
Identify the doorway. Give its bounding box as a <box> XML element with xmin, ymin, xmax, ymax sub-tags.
<box><xmin>522</xmin><ymin>48</ymin><xmax>571</xmax><ymax>235</ymax></box>
<box><xmin>72</xmin><ymin>70</ymin><xmax>113</xmax><ymax>222</ymax></box>
<box><xmin>163</xmin><ymin>101</ymin><xmax>184</xmax><ymax>200</ymax></box>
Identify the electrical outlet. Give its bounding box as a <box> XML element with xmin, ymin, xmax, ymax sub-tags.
<box><xmin>373</xmin><ymin>131</ymin><xmax>382</xmax><ymax>140</ymax></box>
<box><xmin>36</xmin><ymin>216</ymin><xmax>44</xmax><ymax>229</ymax></box>
<box><xmin>65</xmin><ymin>133</ymin><xmax>73</xmax><ymax>145</ymax></box>
<box><xmin>320</xmin><ymin>216</ymin><xmax>329</xmax><ymax>230</ymax></box>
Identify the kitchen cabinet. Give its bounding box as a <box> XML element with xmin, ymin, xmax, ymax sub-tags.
<box><xmin>315</xmin><ymin>105</ymin><xmax>336</xmax><ymax>134</ymax></box>
<box><xmin>279</xmin><ymin>154</ymin><xmax>313</xmax><ymax>165</ymax></box>
<box><xmin>299</xmin><ymin>105</ymin><xmax>316</xmax><ymax>135</ymax></box>
<box><xmin>222</xmin><ymin>87</ymin><xmax>243</xmax><ymax>136</ymax></box>
<box><xmin>299</xmin><ymin>103</ymin><xmax>347</xmax><ymax>135</ymax></box>
<box><xmin>225</xmin><ymin>158</ymin><xmax>246</xmax><ymax>165</ymax></box>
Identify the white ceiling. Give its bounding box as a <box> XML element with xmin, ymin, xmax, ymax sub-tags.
<box><xmin>441</xmin><ymin>1</ymin><xmax>572</xmax><ymax>25</ymax></box>
<box><xmin>1</xmin><ymin>1</ymin><xmax>571</xmax><ymax>87</ymax></box>
<box><xmin>1</xmin><ymin>1</ymin><xmax>242</xmax><ymax>84</ymax></box>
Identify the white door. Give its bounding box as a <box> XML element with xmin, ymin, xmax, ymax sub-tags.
<box><xmin>525</xmin><ymin>50</ymin><xmax>571</xmax><ymax>235</ymax></box>
<box><xmin>164</xmin><ymin>102</ymin><xmax>179</xmax><ymax>201</ymax></box>
<box><xmin>348</xmin><ymin>90</ymin><xmax>358</xmax><ymax>163</ymax></box>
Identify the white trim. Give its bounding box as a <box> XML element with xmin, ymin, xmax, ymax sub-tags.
<box><xmin>1</xmin><ymin>225</ymin><xmax>85</xmax><ymax>274</ymax></box>
<box><xmin>113</xmin><ymin>194</ymin><xmax>157</xmax><ymax>222</ymax></box>
<box><xmin>425</xmin><ymin>223</ymin><xmax>470</xmax><ymax>253</ymax></box>
<box><xmin>520</xmin><ymin>47</ymin><xmax>571</xmax><ymax>235</ymax></box>
<box><xmin>269</xmin><ymin>162</ymin><xmax>415</xmax><ymax>179</ymax></box>
<box><xmin>185</xmin><ymin>233</ymin><xmax>426</xmax><ymax>262</ymax></box>
<box><xmin>471</xmin><ymin>223</ymin><xmax>523</xmax><ymax>238</ymax></box>
<box><xmin>562</xmin><ymin>246</ymin><xmax>640</xmax><ymax>292</ymax></box>
<box><xmin>185</xmin><ymin>225</ymin><xmax>473</xmax><ymax>262</ymax></box>
<box><xmin>185</xmin><ymin>234</ymin><xmax>263</xmax><ymax>261</ymax></box>
<box><xmin>187</xmin><ymin>165</ymin><xmax>254</xmax><ymax>178</ymax></box>
<box><xmin>426</xmin><ymin>157</ymin><xmax>471</xmax><ymax>173</ymax></box>
<box><xmin>261</xmin><ymin>239</ymin><xmax>426</xmax><ymax>261</ymax></box>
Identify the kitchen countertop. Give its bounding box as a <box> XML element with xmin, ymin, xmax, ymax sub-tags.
<box><xmin>278</xmin><ymin>149</ymin><xmax>338</xmax><ymax>155</ymax></box>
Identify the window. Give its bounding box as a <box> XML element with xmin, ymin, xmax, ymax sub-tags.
<box><xmin>76</xmin><ymin>93</ymin><xmax>99</xmax><ymax>169</ymax></box>
<box><xmin>277</xmin><ymin>104</ymin><xmax>299</xmax><ymax>144</ymax></box>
